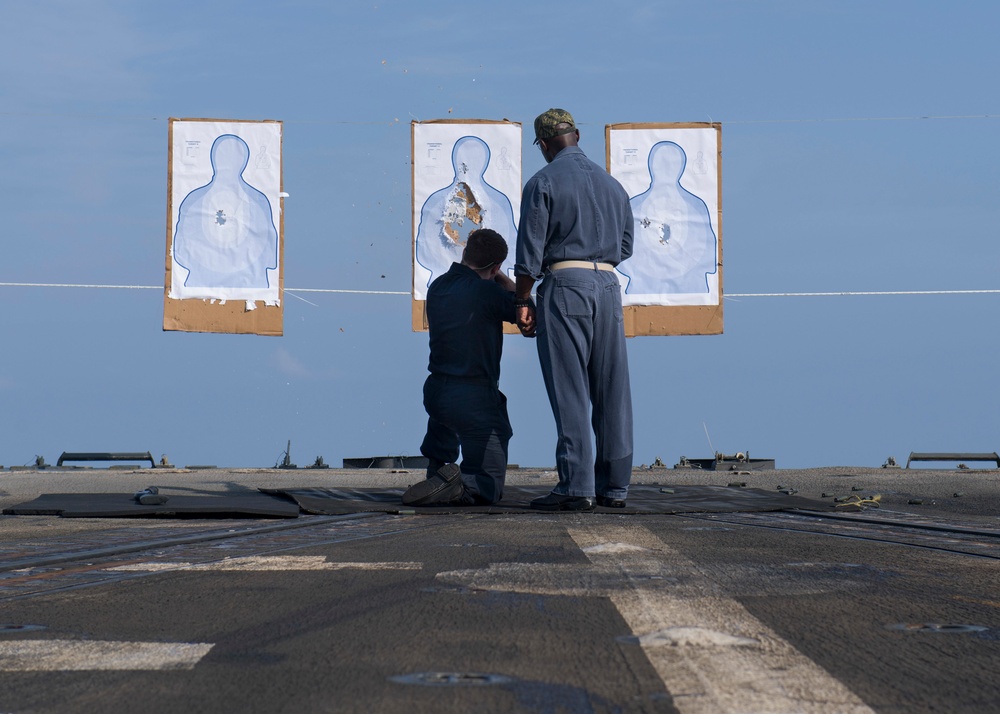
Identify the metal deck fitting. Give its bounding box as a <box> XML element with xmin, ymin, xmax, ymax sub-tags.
<box><xmin>343</xmin><ymin>456</ymin><xmax>430</xmax><ymax>469</ymax></box>
<box><xmin>905</xmin><ymin>452</ymin><xmax>1000</xmax><ymax>469</ymax></box>
<box><xmin>56</xmin><ymin>451</ymin><xmax>155</xmax><ymax>468</ymax></box>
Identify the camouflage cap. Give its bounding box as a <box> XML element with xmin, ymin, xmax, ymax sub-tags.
<box><xmin>533</xmin><ymin>108</ymin><xmax>576</xmax><ymax>145</ymax></box>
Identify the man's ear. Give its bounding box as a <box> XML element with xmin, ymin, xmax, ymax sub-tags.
<box><xmin>488</xmin><ymin>263</ymin><xmax>502</xmax><ymax>278</ymax></box>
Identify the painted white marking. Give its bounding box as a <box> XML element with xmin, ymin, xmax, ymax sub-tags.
<box><xmin>107</xmin><ymin>562</ymin><xmax>182</xmax><ymax>572</ymax></box>
<box><xmin>107</xmin><ymin>557</ymin><xmax>422</xmax><ymax>572</ymax></box>
<box><xmin>633</xmin><ymin>626</ymin><xmax>758</xmax><ymax>648</ymax></box>
<box><xmin>438</xmin><ymin>524</ymin><xmax>875</xmax><ymax>713</ymax></box>
<box><xmin>319</xmin><ymin>561</ymin><xmax>424</xmax><ymax>571</ymax></box>
<box><xmin>581</xmin><ymin>542</ymin><xmax>650</xmax><ymax>554</ymax></box>
<box><xmin>0</xmin><ymin>640</ymin><xmax>213</xmax><ymax>671</ymax></box>
<box><xmin>569</xmin><ymin>524</ymin><xmax>876</xmax><ymax>714</ymax></box>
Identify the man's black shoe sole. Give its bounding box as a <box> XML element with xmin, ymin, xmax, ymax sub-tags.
<box><xmin>402</xmin><ymin>464</ymin><xmax>463</xmax><ymax>506</ymax></box>
<box><xmin>529</xmin><ymin>495</ymin><xmax>595</xmax><ymax>512</ymax></box>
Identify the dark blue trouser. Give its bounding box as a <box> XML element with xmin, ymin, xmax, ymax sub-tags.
<box><xmin>419</xmin><ymin>374</ymin><xmax>512</xmax><ymax>505</ymax></box>
<box><xmin>536</xmin><ymin>268</ymin><xmax>633</xmax><ymax>499</ymax></box>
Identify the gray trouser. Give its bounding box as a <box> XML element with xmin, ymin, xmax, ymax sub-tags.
<box><xmin>536</xmin><ymin>268</ymin><xmax>633</xmax><ymax>499</ymax></box>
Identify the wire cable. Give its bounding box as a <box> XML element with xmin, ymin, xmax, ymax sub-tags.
<box><xmin>1</xmin><ymin>112</ymin><xmax>998</xmax><ymax>126</ymax></box>
<box><xmin>0</xmin><ymin>282</ymin><xmax>410</xmax><ymax>295</ymax></box>
<box><xmin>3</xmin><ymin>282</ymin><xmax>999</xmax><ymax>299</ymax></box>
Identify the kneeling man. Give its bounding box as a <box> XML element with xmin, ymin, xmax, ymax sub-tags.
<box><xmin>403</xmin><ymin>229</ymin><xmax>518</xmax><ymax>506</ymax></box>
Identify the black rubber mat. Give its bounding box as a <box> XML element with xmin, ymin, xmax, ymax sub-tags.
<box><xmin>262</xmin><ymin>484</ymin><xmax>831</xmax><ymax>516</ymax></box>
<box><xmin>3</xmin><ymin>493</ymin><xmax>301</xmax><ymax>518</ymax></box>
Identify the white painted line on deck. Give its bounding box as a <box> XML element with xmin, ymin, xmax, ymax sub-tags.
<box><xmin>107</xmin><ymin>556</ymin><xmax>422</xmax><ymax>572</ymax></box>
<box><xmin>0</xmin><ymin>640</ymin><xmax>213</xmax><ymax>671</ymax></box>
<box><xmin>569</xmin><ymin>523</ymin><xmax>876</xmax><ymax>714</ymax></box>
<box><xmin>437</xmin><ymin>524</ymin><xmax>874</xmax><ymax>713</ymax></box>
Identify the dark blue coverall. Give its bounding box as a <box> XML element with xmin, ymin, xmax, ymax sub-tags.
<box><xmin>514</xmin><ymin>146</ymin><xmax>635</xmax><ymax>501</ymax></box>
<box><xmin>419</xmin><ymin>262</ymin><xmax>517</xmax><ymax>504</ymax></box>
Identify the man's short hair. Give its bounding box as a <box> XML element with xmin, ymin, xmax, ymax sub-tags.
<box><xmin>463</xmin><ymin>228</ymin><xmax>508</xmax><ymax>270</ymax></box>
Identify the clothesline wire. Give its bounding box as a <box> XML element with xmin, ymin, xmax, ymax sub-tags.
<box><xmin>1</xmin><ymin>282</ymin><xmax>997</xmax><ymax>299</ymax></box>
<box><xmin>0</xmin><ymin>112</ymin><xmax>997</xmax><ymax>126</ymax></box>
<box><xmin>721</xmin><ymin>114</ymin><xmax>999</xmax><ymax>125</ymax></box>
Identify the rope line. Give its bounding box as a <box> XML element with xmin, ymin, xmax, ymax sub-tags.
<box><xmin>0</xmin><ymin>282</ymin><xmax>160</xmax><ymax>290</ymax></box>
<box><xmin>1</xmin><ymin>282</ymin><xmax>996</xmax><ymax>299</ymax></box>
<box><xmin>725</xmin><ymin>289</ymin><xmax>1000</xmax><ymax>298</ymax></box>
<box><xmin>0</xmin><ymin>112</ymin><xmax>402</xmax><ymax>126</ymax></box>
<box><xmin>0</xmin><ymin>282</ymin><xmax>410</xmax><ymax>295</ymax></box>
<box><xmin>1</xmin><ymin>112</ymin><xmax>997</xmax><ymax>126</ymax></box>
<box><xmin>721</xmin><ymin>113</ymin><xmax>999</xmax><ymax>125</ymax></box>
<box><xmin>287</xmin><ymin>288</ymin><xmax>410</xmax><ymax>295</ymax></box>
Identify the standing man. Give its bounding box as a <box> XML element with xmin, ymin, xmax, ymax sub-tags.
<box><xmin>514</xmin><ymin>109</ymin><xmax>634</xmax><ymax>511</ymax></box>
<box><xmin>403</xmin><ymin>228</ymin><xmax>517</xmax><ymax>506</ymax></box>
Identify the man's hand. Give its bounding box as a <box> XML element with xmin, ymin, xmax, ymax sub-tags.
<box><xmin>514</xmin><ymin>274</ymin><xmax>537</xmax><ymax>337</ymax></box>
<box><xmin>516</xmin><ymin>304</ymin><xmax>536</xmax><ymax>337</ymax></box>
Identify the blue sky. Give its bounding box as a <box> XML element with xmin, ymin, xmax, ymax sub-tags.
<box><xmin>1</xmin><ymin>1</ymin><xmax>998</xmax><ymax>469</ymax></box>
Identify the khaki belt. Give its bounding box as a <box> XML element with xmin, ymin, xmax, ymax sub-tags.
<box><xmin>549</xmin><ymin>260</ymin><xmax>615</xmax><ymax>272</ymax></box>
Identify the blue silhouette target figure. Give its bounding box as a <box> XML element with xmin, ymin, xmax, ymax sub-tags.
<box><xmin>415</xmin><ymin>136</ymin><xmax>517</xmax><ymax>289</ymax></box>
<box><xmin>617</xmin><ymin>141</ymin><xmax>718</xmax><ymax>295</ymax></box>
<box><xmin>173</xmin><ymin>134</ymin><xmax>278</xmax><ymax>289</ymax></box>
